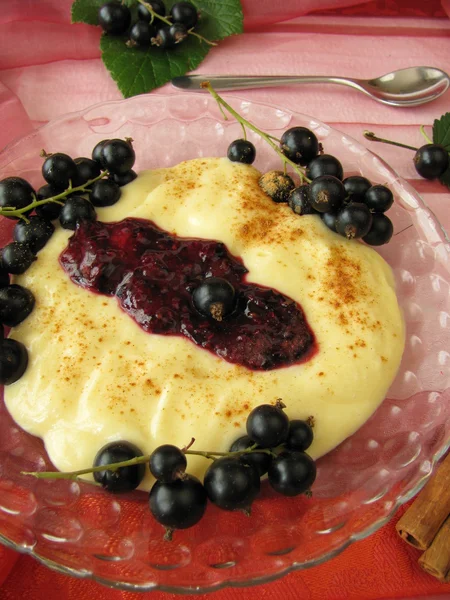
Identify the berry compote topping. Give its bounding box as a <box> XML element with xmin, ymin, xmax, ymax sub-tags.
<box><xmin>60</xmin><ymin>218</ymin><xmax>316</xmax><ymax>370</ymax></box>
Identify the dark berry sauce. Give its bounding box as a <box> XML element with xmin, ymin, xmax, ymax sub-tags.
<box><xmin>60</xmin><ymin>219</ymin><xmax>316</xmax><ymax>370</ymax></box>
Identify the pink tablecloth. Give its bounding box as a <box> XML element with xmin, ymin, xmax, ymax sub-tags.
<box><xmin>0</xmin><ymin>1</ymin><xmax>450</xmax><ymax>598</ymax></box>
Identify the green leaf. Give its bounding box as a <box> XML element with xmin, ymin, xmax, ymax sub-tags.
<box><xmin>432</xmin><ymin>112</ymin><xmax>450</xmax><ymax>151</ymax></box>
<box><xmin>186</xmin><ymin>0</ymin><xmax>244</xmax><ymax>40</ymax></box>
<box><xmin>71</xmin><ymin>0</ymin><xmax>103</xmax><ymax>25</ymax></box>
<box><xmin>100</xmin><ymin>34</ymin><xmax>209</xmax><ymax>98</ymax></box>
<box><xmin>72</xmin><ymin>0</ymin><xmax>135</xmax><ymax>24</ymax></box>
<box><xmin>72</xmin><ymin>0</ymin><xmax>243</xmax><ymax>97</ymax></box>
<box><xmin>432</xmin><ymin>112</ymin><xmax>450</xmax><ymax>190</ymax></box>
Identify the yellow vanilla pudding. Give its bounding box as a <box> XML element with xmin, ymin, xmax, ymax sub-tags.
<box><xmin>4</xmin><ymin>158</ymin><xmax>405</xmax><ymax>490</ymax></box>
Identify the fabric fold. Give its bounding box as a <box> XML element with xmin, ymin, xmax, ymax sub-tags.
<box><xmin>0</xmin><ymin>545</ymin><xmax>19</xmax><ymax>588</ymax></box>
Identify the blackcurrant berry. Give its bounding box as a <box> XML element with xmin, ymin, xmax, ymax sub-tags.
<box><xmin>0</xmin><ymin>177</ymin><xmax>35</xmax><ymax>219</ymax></box>
<box><xmin>170</xmin><ymin>2</ymin><xmax>198</xmax><ymax>28</ymax></box>
<box><xmin>89</xmin><ymin>179</ymin><xmax>121</xmax><ymax>207</ymax></box>
<box><xmin>0</xmin><ymin>268</ymin><xmax>9</xmax><ymax>288</ymax></box>
<box><xmin>149</xmin><ymin>474</ymin><xmax>207</xmax><ymax>532</ymax></box>
<box><xmin>288</xmin><ymin>185</ymin><xmax>314</xmax><ymax>215</ymax></box>
<box><xmin>204</xmin><ymin>457</ymin><xmax>260</xmax><ymax>511</ymax></box>
<box><xmin>129</xmin><ymin>21</ymin><xmax>157</xmax><ymax>47</ymax></box>
<box><xmin>246</xmin><ymin>403</ymin><xmax>289</xmax><ymax>448</ymax></box>
<box><xmin>227</xmin><ymin>139</ymin><xmax>256</xmax><ymax>164</ymax></box>
<box><xmin>101</xmin><ymin>139</ymin><xmax>135</xmax><ymax>175</ymax></box>
<box><xmin>268</xmin><ymin>451</ymin><xmax>316</xmax><ymax>496</ymax></box>
<box><xmin>343</xmin><ymin>176</ymin><xmax>372</xmax><ymax>202</ymax></box>
<box><xmin>113</xmin><ymin>170</ymin><xmax>137</xmax><ymax>186</ymax></box>
<box><xmin>0</xmin><ymin>285</ymin><xmax>35</xmax><ymax>327</ymax></box>
<box><xmin>92</xmin><ymin>139</ymin><xmax>110</xmax><ymax>166</ymax></box>
<box><xmin>259</xmin><ymin>171</ymin><xmax>295</xmax><ymax>203</ymax></box>
<box><xmin>0</xmin><ymin>338</ymin><xmax>28</xmax><ymax>385</ymax></box>
<box><xmin>59</xmin><ymin>197</ymin><xmax>96</xmax><ymax>230</ymax></box>
<box><xmin>362</xmin><ymin>213</ymin><xmax>394</xmax><ymax>246</ymax></box>
<box><xmin>35</xmin><ymin>203</ymin><xmax>63</xmax><ymax>222</ymax></box>
<box><xmin>170</xmin><ymin>22</ymin><xmax>189</xmax><ymax>43</ymax></box>
<box><xmin>309</xmin><ymin>175</ymin><xmax>345</xmax><ymax>213</ymax></box>
<box><xmin>307</xmin><ymin>154</ymin><xmax>344</xmax><ymax>180</ymax></box>
<box><xmin>13</xmin><ymin>217</ymin><xmax>54</xmax><ymax>253</ymax></box>
<box><xmin>414</xmin><ymin>144</ymin><xmax>449</xmax><ymax>180</ymax></box>
<box><xmin>74</xmin><ymin>157</ymin><xmax>101</xmax><ymax>186</ymax></box>
<box><xmin>35</xmin><ymin>184</ymin><xmax>64</xmax><ymax>221</ymax></box>
<box><xmin>286</xmin><ymin>420</ymin><xmax>314</xmax><ymax>451</ymax></box>
<box><xmin>137</xmin><ymin>0</ymin><xmax>166</xmax><ymax>21</ymax></box>
<box><xmin>149</xmin><ymin>444</ymin><xmax>187</xmax><ymax>482</ymax></box>
<box><xmin>280</xmin><ymin>127</ymin><xmax>319</xmax><ymax>165</ymax></box>
<box><xmin>153</xmin><ymin>24</ymin><xmax>187</xmax><ymax>48</ymax></box>
<box><xmin>364</xmin><ymin>185</ymin><xmax>393</xmax><ymax>213</ymax></box>
<box><xmin>335</xmin><ymin>202</ymin><xmax>373</xmax><ymax>240</ymax></box>
<box><xmin>1</xmin><ymin>243</ymin><xmax>35</xmax><ymax>275</ymax></box>
<box><xmin>192</xmin><ymin>277</ymin><xmax>236</xmax><ymax>321</ymax></box>
<box><xmin>42</xmin><ymin>153</ymin><xmax>77</xmax><ymax>189</ymax></box>
<box><xmin>229</xmin><ymin>435</ymin><xmax>272</xmax><ymax>477</ymax></box>
<box><xmin>98</xmin><ymin>1</ymin><xmax>131</xmax><ymax>35</ymax></box>
<box><xmin>321</xmin><ymin>211</ymin><xmax>338</xmax><ymax>232</ymax></box>
<box><xmin>93</xmin><ymin>441</ymin><xmax>146</xmax><ymax>492</ymax></box>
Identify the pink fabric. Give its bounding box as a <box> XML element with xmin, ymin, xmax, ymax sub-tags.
<box><xmin>1</xmin><ymin>20</ymin><xmax>450</xmax><ymax>142</ymax></box>
<box><xmin>241</xmin><ymin>0</ymin><xmax>372</xmax><ymax>28</ymax></box>
<box><xmin>0</xmin><ymin>0</ymin><xmax>373</xmax><ymax>28</ymax></box>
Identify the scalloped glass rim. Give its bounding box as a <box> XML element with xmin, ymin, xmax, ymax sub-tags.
<box><xmin>0</xmin><ymin>94</ymin><xmax>449</xmax><ymax>594</ymax></box>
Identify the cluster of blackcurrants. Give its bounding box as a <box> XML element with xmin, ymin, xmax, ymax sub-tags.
<box><xmin>0</xmin><ymin>138</ymin><xmax>135</xmax><ymax>387</ymax></box>
<box><xmin>92</xmin><ymin>402</ymin><xmax>316</xmax><ymax>538</ymax></box>
<box><xmin>227</xmin><ymin>127</ymin><xmax>395</xmax><ymax>246</ymax></box>
<box><xmin>98</xmin><ymin>0</ymin><xmax>199</xmax><ymax>50</ymax></box>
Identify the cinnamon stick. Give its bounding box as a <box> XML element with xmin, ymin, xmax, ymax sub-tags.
<box><xmin>419</xmin><ymin>515</ymin><xmax>450</xmax><ymax>582</ymax></box>
<box><xmin>396</xmin><ymin>452</ymin><xmax>450</xmax><ymax>550</ymax></box>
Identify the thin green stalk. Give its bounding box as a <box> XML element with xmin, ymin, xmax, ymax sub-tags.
<box><xmin>21</xmin><ymin>444</ymin><xmax>279</xmax><ymax>481</ymax></box>
<box><xmin>136</xmin><ymin>0</ymin><xmax>216</xmax><ymax>46</ymax></box>
<box><xmin>0</xmin><ymin>172</ymin><xmax>107</xmax><ymax>220</ymax></box>
<box><xmin>203</xmin><ymin>83</ymin><xmax>311</xmax><ymax>183</ymax></box>
<box><xmin>188</xmin><ymin>29</ymin><xmax>217</xmax><ymax>47</ymax></box>
<box><xmin>420</xmin><ymin>125</ymin><xmax>433</xmax><ymax>145</ymax></box>
<box><xmin>363</xmin><ymin>130</ymin><xmax>418</xmax><ymax>152</ymax></box>
<box><xmin>137</xmin><ymin>0</ymin><xmax>172</xmax><ymax>26</ymax></box>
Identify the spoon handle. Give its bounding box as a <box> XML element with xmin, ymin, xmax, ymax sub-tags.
<box><xmin>171</xmin><ymin>74</ymin><xmax>360</xmax><ymax>92</ymax></box>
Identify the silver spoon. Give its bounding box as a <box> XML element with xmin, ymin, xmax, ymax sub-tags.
<box><xmin>171</xmin><ymin>66</ymin><xmax>450</xmax><ymax>107</ymax></box>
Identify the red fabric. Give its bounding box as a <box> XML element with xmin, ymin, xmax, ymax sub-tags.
<box><xmin>0</xmin><ymin>502</ymin><xmax>449</xmax><ymax>598</ymax></box>
<box><xmin>321</xmin><ymin>0</ymin><xmax>447</xmax><ymax>17</ymax></box>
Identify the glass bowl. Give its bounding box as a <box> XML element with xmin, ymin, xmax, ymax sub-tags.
<box><xmin>0</xmin><ymin>94</ymin><xmax>448</xmax><ymax>594</ymax></box>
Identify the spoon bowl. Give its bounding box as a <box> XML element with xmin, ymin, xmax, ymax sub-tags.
<box><xmin>171</xmin><ymin>66</ymin><xmax>450</xmax><ymax>107</ymax></box>
<box><xmin>363</xmin><ymin>66</ymin><xmax>450</xmax><ymax>106</ymax></box>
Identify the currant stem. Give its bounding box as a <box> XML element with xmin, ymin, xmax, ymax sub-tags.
<box><xmin>188</xmin><ymin>29</ymin><xmax>217</xmax><ymax>47</ymax></box>
<box><xmin>137</xmin><ymin>0</ymin><xmax>172</xmax><ymax>26</ymax></box>
<box><xmin>21</xmin><ymin>444</ymin><xmax>280</xmax><ymax>480</ymax></box>
<box><xmin>136</xmin><ymin>0</ymin><xmax>216</xmax><ymax>46</ymax></box>
<box><xmin>363</xmin><ymin>131</ymin><xmax>418</xmax><ymax>152</ymax></box>
<box><xmin>420</xmin><ymin>125</ymin><xmax>433</xmax><ymax>145</ymax></box>
<box><xmin>202</xmin><ymin>83</ymin><xmax>311</xmax><ymax>184</ymax></box>
<box><xmin>0</xmin><ymin>172</ymin><xmax>108</xmax><ymax>220</ymax></box>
